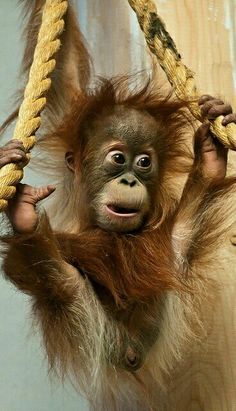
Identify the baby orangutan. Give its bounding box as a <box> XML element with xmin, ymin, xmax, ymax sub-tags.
<box><xmin>1</xmin><ymin>93</ymin><xmax>236</xmax><ymax>410</ymax></box>
<box><xmin>1</xmin><ymin>2</ymin><xmax>236</xmax><ymax>410</ymax></box>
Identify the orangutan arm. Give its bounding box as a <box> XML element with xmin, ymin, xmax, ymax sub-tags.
<box><xmin>172</xmin><ymin>97</ymin><xmax>236</xmax><ymax>269</ymax></box>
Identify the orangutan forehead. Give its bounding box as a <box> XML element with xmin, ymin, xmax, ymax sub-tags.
<box><xmin>89</xmin><ymin>106</ymin><xmax>158</xmax><ymax>148</ymax></box>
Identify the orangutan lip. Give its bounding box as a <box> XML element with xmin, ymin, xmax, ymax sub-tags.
<box><xmin>106</xmin><ymin>204</ymin><xmax>139</xmax><ymax>218</ymax></box>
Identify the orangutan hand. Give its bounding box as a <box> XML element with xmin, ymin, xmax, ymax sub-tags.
<box><xmin>6</xmin><ymin>183</ymin><xmax>55</xmax><ymax>234</ymax></box>
<box><xmin>194</xmin><ymin>95</ymin><xmax>236</xmax><ymax>180</ymax></box>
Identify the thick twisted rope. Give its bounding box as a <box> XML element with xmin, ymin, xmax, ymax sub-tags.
<box><xmin>0</xmin><ymin>0</ymin><xmax>68</xmax><ymax>211</ymax></box>
<box><xmin>128</xmin><ymin>0</ymin><xmax>236</xmax><ymax>150</ymax></box>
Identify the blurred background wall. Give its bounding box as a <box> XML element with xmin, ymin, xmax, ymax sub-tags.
<box><xmin>0</xmin><ymin>1</ymin><xmax>235</xmax><ymax>410</ymax></box>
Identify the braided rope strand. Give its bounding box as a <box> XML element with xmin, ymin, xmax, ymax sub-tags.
<box><xmin>0</xmin><ymin>0</ymin><xmax>68</xmax><ymax>211</ymax></box>
<box><xmin>128</xmin><ymin>0</ymin><xmax>236</xmax><ymax>150</ymax></box>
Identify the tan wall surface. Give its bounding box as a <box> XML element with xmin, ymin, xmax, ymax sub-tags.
<box><xmin>78</xmin><ymin>0</ymin><xmax>236</xmax><ymax>106</ymax></box>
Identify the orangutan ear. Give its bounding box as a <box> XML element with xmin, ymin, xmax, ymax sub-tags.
<box><xmin>65</xmin><ymin>151</ymin><xmax>75</xmax><ymax>172</ymax></box>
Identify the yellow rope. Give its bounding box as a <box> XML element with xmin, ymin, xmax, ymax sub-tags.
<box><xmin>1</xmin><ymin>0</ymin><xmax>235</xmax><ymax>213</ymax></box>
<box><xmin>128</xmin><ymin>0</ymin><xmax>236</xmax><ymax>150</ymax></box>
<box><xmin>0</xmin><ymin>0</ymin><xmax>68</xmax><ymax>211</ymax></box>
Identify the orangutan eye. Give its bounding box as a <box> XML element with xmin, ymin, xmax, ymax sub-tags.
<box><xmin>135</xmin><ymin>154</ymin><xmax>151</xmax><ymax>169</ymax></box>
<box><xmin>112</xmin><ymin>153</ymin><xmax>125</xmax><ymax>164</ymax></box>
<box><xmin>106</xmin><ymin>150</ymin><xmax>126</xmax><ymax>165</ymax></box>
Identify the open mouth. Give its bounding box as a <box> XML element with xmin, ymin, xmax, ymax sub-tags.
<box><xmin>106</xmin><ymin>204</ymin><xmax>139</xmax><ymax>218</ymax></box>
